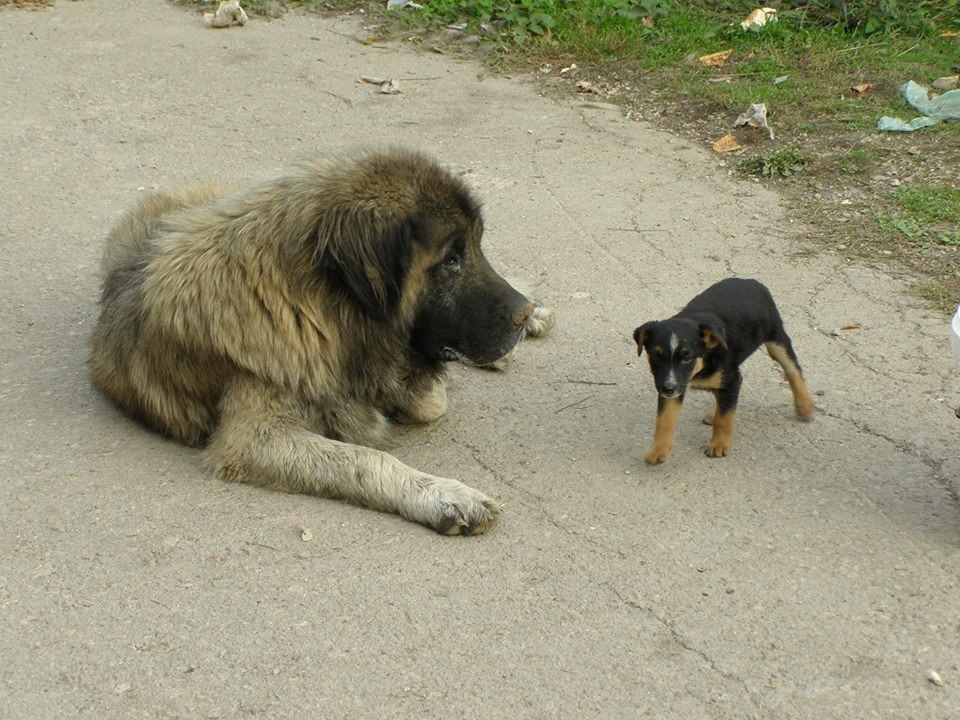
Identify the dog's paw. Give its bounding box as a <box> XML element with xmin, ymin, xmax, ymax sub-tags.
<box><xmin>704</xmin><ymin>441</ymin><xmax>730</xmax><ymax>458</ymax></box>
<box><xmin>644</xmin><ymin>447</ymin><xmax>671</xmax><ymax>465</ymax></box>
<box><xmin>396</xmin><ymin>381</ymin><xmax>448</xmax><ymax>424</ymax></box>
<box><xmin>525</xmin><ymin>304</ymin><xmax>555</xmax><ymax>339</ymax></box>
<box><xmin>417</xmin><ymin>477</ymin><xmax>502</xmax><ymax>536</ymax></box>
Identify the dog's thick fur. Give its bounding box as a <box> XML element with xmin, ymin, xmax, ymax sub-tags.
<box><xmin>90</xmin><ymin>149</ymin><xmax>553</xmax><ymax>534</ymax></box>
<box><xmin>633</xmin><ymin>278</ymin><xmax>813</xmax><ymax>464</ymax></box>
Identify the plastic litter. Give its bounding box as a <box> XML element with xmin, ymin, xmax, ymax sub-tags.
<box><xmin>734</xmin><ymin>103</ymin><xmax>775</xmax><ymax>140</ymax></box>
<box><xmin>387</xmin><ymin>0</ymin><xmax>423</xmax><ymax>9</ymax></box>
<box><xmin>877</xmin><ymin>80</ymin><xmax>960</xmax><ymax>132</ymax></box>
<box><xmin>360</xmin><ymin>77</ymin><xmax>401</xmax><ymax>94</ymax></box>
<box><xmin>952</xmin><ymin>306</ymin><xmax>960</xmax><ymax>360</ymax></box>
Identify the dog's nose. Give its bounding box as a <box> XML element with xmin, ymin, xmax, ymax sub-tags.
<box><xmin>512</xmin><ymin>302</ymin><xmax>534</xmax><ymax>330</ymax></box>
<box><xmin>660</xmin><ymin>381</ymin><xmax>678</xmax><ymax>395</ymax></box>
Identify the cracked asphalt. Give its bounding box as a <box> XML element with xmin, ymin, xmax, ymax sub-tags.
<box><xmin>1</xmin><ymin>2</ymin><xmax>958</xmax><ymax>718</ymax></box>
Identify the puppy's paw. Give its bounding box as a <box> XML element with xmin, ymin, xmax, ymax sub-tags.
<box><xmin>525</xmin><ymin>304</ymin><xmax>555</xmax><ymax>339</ymax></box>
<box><xmin>418</xmin><ymin>477</ymin><xmax>502</xmax><ymax>536</ymax></box>
<box><xmin>704</xmin><ymin>441</ymin><xmax>730</xmax><ymax>458</ymax></box>
<box><xmin>644</xmin><ymin>447</ymin><xmax>671</xmax><ymax>465</ymax></box>
<box><xmin>795</xmin><ymin>398</ymin><xmax>815</xmax><ymax>421</ymax></box>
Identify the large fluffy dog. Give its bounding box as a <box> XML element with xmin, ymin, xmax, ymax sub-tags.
<box><xmin>89</xmin><ymin>149</ymin><xmax>553</xmax><ymax>535</ymax></box>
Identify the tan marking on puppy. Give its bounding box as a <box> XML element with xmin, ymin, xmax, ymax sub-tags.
<box><xmin>645</xmin><ymin>397</ymin><xmax>683</xmax><ymax>465</ymax></box>
<box><xmin>705</xmin><ymin>409</ymin><xmax>736</xmax><ymax>457</ymax></box>
<box><xmin>765</xmin><ymin>342</ymin><xmax>815</xmax><ymax>420</ymax></box>
<box><xmin>690</xmin><ymin>370</ymin><xmax>723</xmax><ymax>390</ymax></box>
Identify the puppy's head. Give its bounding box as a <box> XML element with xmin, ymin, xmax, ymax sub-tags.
<box><xmin>633</xmin><ymin>319</ymin><xmax>726</xmax><ymax>398</ymax></box>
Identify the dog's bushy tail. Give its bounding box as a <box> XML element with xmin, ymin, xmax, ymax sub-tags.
<box><xmin>100</xmin><ymin>183</ymin><xmax>232</xmax><ymax>275</ymax></box>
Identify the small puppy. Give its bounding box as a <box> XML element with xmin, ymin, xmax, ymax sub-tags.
<box><xmin>633</xmin><ymin>278</ymin><xmax>813</xmax><ymax>464</ymax></box>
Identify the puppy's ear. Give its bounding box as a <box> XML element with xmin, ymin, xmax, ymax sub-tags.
<box><xmin>700</xmin><ymin>323</ymin><xmax>727</xmax><ymax>350</ymax></box>
<box><xmin>315</xmin><ymin>208</ymin><xmax>426</xmax><ymax>320</ymax></box>
<box><xmin>633</xmin><ymin>322</ymin><xmax>656</xmax><ymax>356</ymax></box>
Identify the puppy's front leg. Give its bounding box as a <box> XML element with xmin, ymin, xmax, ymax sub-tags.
<box><xmin>207</xmin><ymin>375</ymin><xmax>499</xmax><ymax>535</ymax></box>
<box><xmin>705</xmin><ymin>372</ymin><xmax>741</xmax><ymax>458</ymax></box>
<box><xmin>645</xmin><ymin>395</ymin><xmax>683</xmax><ymax>464</ymax></box>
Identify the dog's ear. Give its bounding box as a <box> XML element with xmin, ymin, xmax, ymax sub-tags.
<box><xmin>700</xmin><ymin>323</ymin><xmax>727</xmax><ymax>350</ymax></box>
<box><xmin>633</xmin><ymin>322</ymin><xmax>656</xmax><ymax>356</ymax></box>
<box><xmin>314</xmin><ymin>208</ymin><xmax>426</xmax><ymax>320</ymax></box>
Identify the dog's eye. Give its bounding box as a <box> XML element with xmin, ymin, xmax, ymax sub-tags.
<box><xmin>680</xmin><ymin>355</ymin><xmax>694</xmax><ymax>364</ymax></box>
<box><xmin>442</xmin><ymin>254</ymin><xmax>462</xmax><ymax>272</ymax></box>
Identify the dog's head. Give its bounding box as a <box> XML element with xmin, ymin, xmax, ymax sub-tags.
<box><xmin>633</xmin><ymin>318</ymin><xmax>726</xmax><ymax>398</ymax></box>
<box><xmin>310</xmin><ymin>150</ymin><xmax>533</xmax><ymax>366</ymax></box>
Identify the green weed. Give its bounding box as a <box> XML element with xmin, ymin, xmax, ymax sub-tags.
<box><xmin>739</xmin><ymin>147</ymin><xmax>810</xmax><ymax>177</ymax></box>
<box><xmin>879</xmin><ymin>185</ymin><xmax>960</xmax><ymax>247</ymax></box>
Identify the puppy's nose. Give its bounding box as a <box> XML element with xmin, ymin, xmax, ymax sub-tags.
<box><xmin>660</xmin><ymin>381</ymin><xmax>678</xmax><ymax>395</ymax></box>
<box><xmin>512</xmin><ymin>302</ymin><xmax>534</xmax><ymax>329</ymax></box>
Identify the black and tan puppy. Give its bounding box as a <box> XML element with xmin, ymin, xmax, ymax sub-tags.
<box><xmin>633</xmin><ymin>278</ymin><xmax>813</xmax><ymax>464</ymax></box>
<box><xmin>89</xmin><ymin>148</ymin><xmax>554</xmax><ymax>535</ymax></box>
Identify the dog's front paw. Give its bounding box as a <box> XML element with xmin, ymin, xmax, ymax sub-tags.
<box><xmin>525</xmin><ymin>304</ymin><xmax>555</xmax><ymax>338</ymax></box>
<box><xmin>396</xmin><ymin>380</ymin><xmax>448</xmax><ymax>424</ymax></box>
<box><xmin>416</xmin><ymin>476</ymin><xmax>502</xmax><ymax>536</ymax></box>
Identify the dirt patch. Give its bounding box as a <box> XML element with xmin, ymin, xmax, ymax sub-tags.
<box><xmin>394</xmin><ymin>17</ymin><xmax>960</xmax><ymax>313</ymax></box>
<box><xmin>527</xmin><ymin>59</ymin><xmax>960</xmax><ymax>312</ymax></box>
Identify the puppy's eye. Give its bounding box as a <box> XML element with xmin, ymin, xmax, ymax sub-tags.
<box><xmin>680</xmin><ymin>355</ymin><xmax>694</xmax><ymax>365</ymax></box>
<box><xmin>442</xmin><ymin>254</ymin><xmax>461</xmax><ymax>272</ymax></box>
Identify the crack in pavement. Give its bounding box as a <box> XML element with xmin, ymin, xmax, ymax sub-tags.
<box><xmin>606</xmin><ymin>583</ymin><xmax>770</xmax><ymax>717</ymax></box>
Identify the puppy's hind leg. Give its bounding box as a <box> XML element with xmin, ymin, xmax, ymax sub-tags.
<box><xmin>765</xmin><ymin>339</ymin><xmax>814</xmax><ymax>420</ymax></box>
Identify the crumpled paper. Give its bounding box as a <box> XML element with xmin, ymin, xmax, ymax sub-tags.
<box><xmin>877</xmin><ymin>80</ymin><xmax>960</xmax><ymax>132</ymax></box>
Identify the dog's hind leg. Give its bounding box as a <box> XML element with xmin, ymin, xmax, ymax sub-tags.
<box><xmin>764</xmin><ymin>339</ymin><xmax>814</xmax><ymax>420</ymax></box>
<box><xmin>207</xmin><ymin>374</ymin><xmax>499</xmax><ymax>535</ymax></box>
<box><xmin>645</xmin><ymin>395</ymin><xmax>683</xmax><ymax>464</ymax></box>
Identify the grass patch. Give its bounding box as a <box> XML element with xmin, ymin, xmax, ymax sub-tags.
<box><xmin>739</xmin><ymin>147</ymin><xmax>810</xmax><ymax>177</ymax></box>
<box><xmin>879</xmin><ymin>185</ymin><xmax>960</xmax><ymax>247</ymax></box>
<box><xmin>184</xmin><ymin>0</ymin><xmax>960</xmax><ymax>310</ymax></box>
